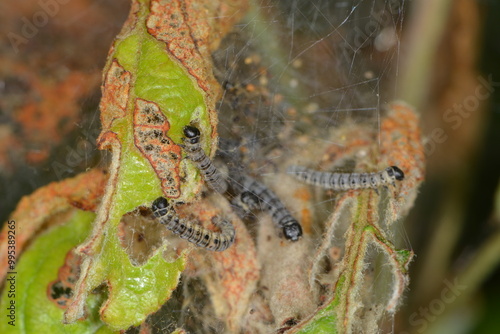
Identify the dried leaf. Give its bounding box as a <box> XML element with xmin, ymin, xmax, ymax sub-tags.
<box><xmin>186</xmin><ymin>195</ymin><xmax>260</xmax><ymax>333</ymax></box>
<box><xmin>291</xmin><ymin>102</ymin><xmax>424</xmax><ymax>333</ymax></box>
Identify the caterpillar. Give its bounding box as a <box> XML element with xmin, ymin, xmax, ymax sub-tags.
<box><xmin>287</xmin><ymin>165</ymin><xmax>404</xmax><ymax>191</ymax></box>
<box><xmin>181</xmin><ymin>125</ymin><xmax>302</xmax><ymax>242</ymax></box>
<box><xmin>152</xmin><ymin>197</ymin><xmax>235</xmax><ymax>251</ymax></box>
<box><xmin>182</xmin><ymin>126</ymin><xmax>228</xmax><ymax>194</ymax></box>
<box><xmin>230</xmin><ymin>173</ymin><xmax>303</xmax><ymax>241</ymax></box>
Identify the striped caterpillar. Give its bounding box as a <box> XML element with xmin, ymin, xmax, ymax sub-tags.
<box><xmin>287</xmin><ymin>165</ymin><xmax>404</xmax><ymax>191</ymax></box>
<box><xmin>182</xmin><ymin>126</ymin><xmax>228</xmax><ymax>194</ymax></box>
<box><xmin>181</xmin><ymin>125</ymin><xmax>302</xmax><ymax>242</ymax></box>
<box><xmin>152</xmin><ymin>197</ymin><xmax>235</xmax><ymax>252</ymax></box>
<box><xmin>230</xmin><ymin>173</ymin><xmax>303</xmax><ymax>241</ymax></box>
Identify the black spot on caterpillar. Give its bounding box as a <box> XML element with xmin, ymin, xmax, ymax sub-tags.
<box><xmin>152</xmin><ymin>197</ymin><xmax>235</xmax><ymax>251</ymax></box>
<box><xmin>182</xmin><ymin>126</ymin><xmax>228</xmax><ymax>193</ymax></box>
<box><xmin>287</xmin><ymin>165</ymin><xmax>404</xmax><ymax>191</ymax></box>
<box><xmin>229</xmin><ymin>173</ymin><xmax>303</xmax><ymax>241</ymax></box>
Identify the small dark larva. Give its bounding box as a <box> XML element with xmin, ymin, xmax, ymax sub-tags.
<box><xmin>152</xmin><ymin>197</ymin><xmax>235</xmax><ymax>251</ymax></box>
<box><xmin>287</xmin><ymin>165</ymin><xmax>404</xmax><ymax>191</ymax></box>
<box><xmin>182</xmin><ymin>126</ymin><xmax>228</xmax><ymax>194</ymax></box>
<box><xmin>230</xmin><ymin>173</ymin><xmax>303</xmax><ymax>241</ymax></box>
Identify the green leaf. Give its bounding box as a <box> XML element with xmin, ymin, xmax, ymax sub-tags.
<box><xmin>63</xmin><ymin>0</ymin><xmax>200</xmax><ymax>329</ymax></box>
<box><xmin>293</xmin><ymin>301</ymin><xmax>338</xmax><ymax>334</ymax></box>
<box><xmin>0</xmin><ymin>210</ymin><xmax>114</xmax><ymax>334</ymax></box>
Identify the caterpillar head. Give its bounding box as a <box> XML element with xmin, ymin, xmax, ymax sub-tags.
<box><xmin>183</xmin><ymin>126</ymin><xmax>201</xmax><ymax>145</ymax></box>
<box><xmin>283</xmin><ymin>221</ymin><xmax>303</xmax><ymax>241</ymax></box>
<box><xmin>390</xmin><ymin>166</ymin><xmax>405</xmax><ymax>181</ymax></box>
<box><xmin>152</xmin><ymin>197</ymin><xmax>170</xmax><ymax>218</ymax></box>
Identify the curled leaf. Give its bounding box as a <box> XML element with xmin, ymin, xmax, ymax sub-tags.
<box><xmin>64</xmin><ymin>0</ymin><xmax>248</xmax><ymax>329</ymax></box>
<box><xmin>0</xmin><ymin>168</ymin><xmax>107</xmax><ymax>282</ymax></box>
<box><xmin>0</xmin><ymin>210</ymin><xmax>113</xmax><ymax>334</ymax></box>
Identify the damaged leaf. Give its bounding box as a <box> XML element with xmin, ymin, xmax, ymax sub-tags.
<box><xmin>185</xmin><ymin>195</ymin><xmax>260</xmax><ymax>333</ymax></box>
<box><xmin>64</xmin><ymin>0</ymin><xmax>248</xmax><ymax>330</ymax></box>
<box><xmin>291</xmin><ymin>102</ymin><xmax>424</xmax><ymax>334</ymax></box>
<box><xmin>0</xmin><ymin>210</ymin><xmax>113</xmax><ymax>334</ymax></box>
<box><xmin>0</xmin><ymin>168</ymin><xmax>108</xmax><ymax>282</ymax></box>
